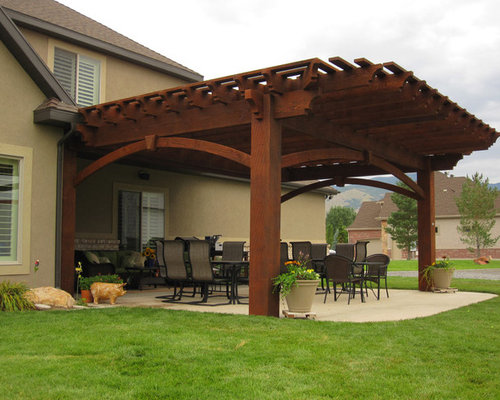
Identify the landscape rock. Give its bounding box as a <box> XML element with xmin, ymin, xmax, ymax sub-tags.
<box><xmin>25</xmin><ymin>287</ymin><xmax>75</xmax><ymax>309</ymax></box>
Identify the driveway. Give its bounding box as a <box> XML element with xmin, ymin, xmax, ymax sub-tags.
<box><xmin>388</xmin><ymin>268</ymin><xmax>500</xmax><ymax>280</ymax></box>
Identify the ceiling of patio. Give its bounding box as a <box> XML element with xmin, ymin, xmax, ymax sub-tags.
<box><xmin>74</xmin><ymin>56</ymin><xmax>499</xmax><ymax>183</ymax></box>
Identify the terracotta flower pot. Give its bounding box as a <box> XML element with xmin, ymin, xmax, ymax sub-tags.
<box><xmin>80</xmin><ymin>289</ymin><xmax>93</xmax><ymax>304</ymax></box>
<box><xmin>432</xmin><ymin>268</ymin><xmax>455</xmax><ymax>289</ymax></box>
<box><xmin>285</xmin><ymin>279</ymin><xmax>320</xmax><ymax>313</ymax></box>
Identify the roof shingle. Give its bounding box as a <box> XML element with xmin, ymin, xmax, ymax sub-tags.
<box><xmin>0</xmin><ymin>0</ymin><xmax>201</xmax><ymax>79</ymax></box>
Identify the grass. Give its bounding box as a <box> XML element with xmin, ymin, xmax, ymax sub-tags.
<box><xmin>389</xmin><ymin>259</ymin><xmax>500</xmax><ymax>271</ymax></box>
<box><xmin>0</xmin><ymin>279</ymin><xmax>498</xmax><ymax>399</ymax></box>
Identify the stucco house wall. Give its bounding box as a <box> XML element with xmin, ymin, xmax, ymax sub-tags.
<box><xmin>76</xmin><ymin>161</ymin><xmax>328</xmax><ymax>247</ymax></box>
<box><xmin>0</xmin><ymin>39</ymin><xmax>61</xmax><ymax>286</ymax></box>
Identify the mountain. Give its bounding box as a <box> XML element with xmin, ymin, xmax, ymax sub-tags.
<box><xmin>326</xmin><ymin>175</ymin><xmax>400</xmax><ymax>210</ymax></box>
<box><xmin>326</xmin><ymin>173</ymin><xmax>499</xmax><ymax>212</ymax></box>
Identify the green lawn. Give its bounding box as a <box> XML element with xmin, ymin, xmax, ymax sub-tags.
<box><xmin>0</xmin><ymin>279</ymin><xmax>498</xmax><ymax>399</ymax></box>
<box><xmin>389</xmin><ymin>259</ymin><xmax>500</xmax><ymax>271</ymax></box>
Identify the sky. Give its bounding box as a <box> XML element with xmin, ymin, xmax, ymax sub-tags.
<box><xmin>58</xmin><ymin>0</ymin><xmax>500</xmax><ymax>182</ymax></box>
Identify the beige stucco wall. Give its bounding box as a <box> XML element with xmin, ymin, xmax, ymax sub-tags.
<box><xmin>20</xmin><ymin>28</ymin><xmax>192</xmax><ymax>104</ymax></box>
<box><xmin>0</xmin><ymin>40</ymin><xmax>61</xmax><ymax>287</ymax></box>
<box><xmin>76</xmin><ymin>162</ymin><xmax>327</xmax><ymax>246</ymax></box>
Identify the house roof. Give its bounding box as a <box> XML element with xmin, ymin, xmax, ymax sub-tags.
<box><xmin>350</xmin><ymin>172</ymin><xmax>500</xmax><ymax>231</ymax></box>
<box><xmin>0</xmin><ymin>6</ymin><xmax>75</xmax><ymax>105</ymax></box>
<box><xmin>0</xmin><ymin>0</ymin><xmax>202</xmax><ymax>81</ymax></box>
<box><xmin>349</xmin><ymin>200</ymin><xmax>384</xmax><ymax>229</ymax></box>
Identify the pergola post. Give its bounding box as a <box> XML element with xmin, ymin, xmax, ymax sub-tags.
<box><xmin>60</xmin><ymin>148</ymin><xmax>77</xmax><ymax>293</ymax></box>
<box><xmin>417</xmin><ymin>168</ymin><xmax>435</xmax><ymax>291</ymax></box>
<box><xmin>248</xmin><ymin>93</ymin><xmax>281</xmax><ymax>317</ymax></box>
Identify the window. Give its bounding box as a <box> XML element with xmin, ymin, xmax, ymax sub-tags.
<box><xmin>118</xmin><ymin>191</ymin><xmax>165</xmax><ymax>251</ymax></box>
<box><xmin>0</xmin><ymin>158</ymin><xmax>19</xmax><ymax>262</ymax></box>
<box><xmin>53</xmin><ymin>47</ymin><xmax>100</xmax><ymax>107</ymax></box>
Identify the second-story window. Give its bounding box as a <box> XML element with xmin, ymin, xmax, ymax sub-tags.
<box><xmin>53</xmin><ymin>47</ymin><xmax>100</xmax><ymax>107</ymax></box>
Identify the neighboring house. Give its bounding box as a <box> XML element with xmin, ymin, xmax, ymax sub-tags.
<box><xmin>0</xmin><ymin>0</ymin><xmax>334</xmax><ymax>288</ymax></box>
<box><xmin>348</xmin><ymin>172</ymin><xmax>500</xmax><ymax>259</ymax></box>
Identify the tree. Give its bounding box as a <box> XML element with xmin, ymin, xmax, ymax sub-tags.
<box><xmin>456</xmin><ymin>173</ymin><xmax>499</xmax><ymax>257</ymax></box>
<box><xmin>325</xmin><ymin>206</ymin><xmax>357</xmax><ymax>247</ymax></box>
<box><xmin>385</xmin><ymin>183</ymin><xmax>418</xmax><ymax>260</ymax></box>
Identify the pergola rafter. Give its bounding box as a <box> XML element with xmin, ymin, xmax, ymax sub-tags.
<box><xmin>59</xmin><ymin>56</ymin><xmax>499</xmax><ymax>316</ymax></box>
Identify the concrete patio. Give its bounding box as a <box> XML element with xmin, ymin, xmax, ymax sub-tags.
<box><xmin>92</xmin><ymin>285</ymin><xmax>497</xmax><ymax>322</ymax></box>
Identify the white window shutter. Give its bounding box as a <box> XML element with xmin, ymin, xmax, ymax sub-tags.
<box><xmin>53</xmin><ymin>48</ymin><xmax>76</xmax><ymax>100</ymax></box>
<box><xmin>77</xmin><ymin>55</ymin><xmax>100</xmax><ymax>107</ymax></box>
<box><xmin>141</xmin><ymin>192</ymin><xmax>165</xmax><ymax>248</ymax></box>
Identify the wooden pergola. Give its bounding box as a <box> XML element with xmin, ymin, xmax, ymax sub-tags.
<box><xmin>61</xmin><ymin>56</ymin><xmax>498</xmax><ymax>316</ymax></box>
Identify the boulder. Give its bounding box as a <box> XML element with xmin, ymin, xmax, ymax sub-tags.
<box><xmin>26</xmin><ymin>287</ymin><xmax>75</xmax><ymax>309</ymax></box>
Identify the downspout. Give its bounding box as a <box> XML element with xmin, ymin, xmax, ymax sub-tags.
<box><xmin>55</xmin><ymin>123</ymin><xmax>77</xmax><ymax>288</ymax></box>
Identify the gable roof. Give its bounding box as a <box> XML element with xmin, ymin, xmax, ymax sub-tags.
<box><xmin>349</xmin><ymin>200</ymin><xmax>384</xmax><ymax>229</ymax></box>
<box><xmin>0</xmin><ymin>0</ymin><xmax>202</xmax><ymax>82</ymax></box>
<box><xmin>0</xmin><ymin>5</ymin><xmax>75</xmax><ymax>104</ymax></box>
<box><xmin>351</xmin><ymin>172</ymin><xmax>500</xmax><ymax>231</ymax></box>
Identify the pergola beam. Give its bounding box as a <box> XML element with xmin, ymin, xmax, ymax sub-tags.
<box><xmin>281</xmin><ymin>117</ymin><xmax>426</xmax><ymax>171</ymax></box>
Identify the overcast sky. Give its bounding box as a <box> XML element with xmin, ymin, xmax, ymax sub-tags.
<box><xmin>59</xmin><ymin>0</ymin><xmax>500</xmax><ymax>182</ymax></box>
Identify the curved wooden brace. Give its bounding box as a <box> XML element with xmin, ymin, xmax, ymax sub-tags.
<box><xmin>281</xmin><ymin>148</ymin><xmax>363</xmax><ymax>168</ymax></box>
<box><xmin>157</xmin><ymin>137</ymin><xmax>251</xmax><ymax>168</ymax></box>
<box><xmin>74</xmin><ymin>136</ymin><xmax>251</xmax><ymax>187</ymax></box>
<box><xmin>74</xmin><ymin>141</ymin><xmax>146</xmax><ymax>186</ymax></box>
<box><xmin>368</xmin><ymin>154</ymin><xmax>425</xmax><ymax>200</ymax></box>
<box><xmin>281</xmin><ymin>176</ymin><xmax>419</xmax><ymax>203</ymax></box>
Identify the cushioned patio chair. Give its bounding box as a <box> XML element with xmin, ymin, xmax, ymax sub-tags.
<box><xmin>363</xmin><ymin>253</ymin><xmax>390</xmax><ymax>299</ymax></box>
<box><xmin>188</xmin><ymin>240</ymin><xmax>231</xmax><ymax>303</ymax></box>
<box><xmin>323</xmin><ymin>254</ymin><xmax>364</xmax><ymax>304</ymax></box>
<box><xmin>156</xmin><ymin>240</ymin><xmax>190</xmax><ymax>300</ymax></box>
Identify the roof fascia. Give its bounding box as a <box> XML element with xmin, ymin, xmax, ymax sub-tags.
<box><xmin>6</xmin><ymin>9</ymin><xmax>203</xmax><ymax>82</ymax></box>
<box><xmin>0</xmin><ymin>6</ymin><xmax>75</xmax><ymax>105</ymax></box>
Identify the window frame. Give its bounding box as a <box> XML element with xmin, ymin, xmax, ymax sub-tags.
<box><xmin>0</xmin><ymin>144</ymin><xmax>32</xmax><ymax>275</ymax></box>
<box><xmin>114</xmin><ymin>183</ymin><xmax>168</xmax><ymax>252</ymax></box>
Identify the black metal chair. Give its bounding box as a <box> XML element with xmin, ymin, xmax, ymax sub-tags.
<box><xmin>323</xmin><ymin>254</ymin><xmax>364</xmax><ymax>304</ymax></box>
<box><xmin>364</xmin><ymin>253</ymin><xmax>390</xmax><ymax>299</ymax></box>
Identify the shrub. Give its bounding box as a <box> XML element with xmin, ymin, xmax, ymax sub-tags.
<box><xmin>79</xmin><ymin>274</ymin><xmax>123</xmax><ymax>290</ymax></box>
<box><xmin>0</xmin><ymin>281</ymin><xmax>35</xmax><ymax>311</ymax></box>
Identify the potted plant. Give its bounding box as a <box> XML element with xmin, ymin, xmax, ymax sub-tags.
<box><xmin>272</xmin><ymin>253</ymin><xmax>320</xmax><ymax>313</ymax></box>
<box><xmin>423</xmin><ymin>256</ymin><xmax>455</xmax><ymax>290</ymax></box>
<box><xmin>79</xmin><ymin>276</ymin><xmax>94</xmax><ymax>304</ymax></box>
<box><xmin>142</xmin><ymin>247</ymin><xmax>157</xmax><ymax>268</ymax></box>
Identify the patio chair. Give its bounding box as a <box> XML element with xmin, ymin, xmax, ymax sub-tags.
<box><xmin>188</xmin><ymin>240</ymin><xmax>231</xmax><ymax>303</ymax></box>
<box><xmin>335</xmin><ymin>243</ymin><xmax>355</xmax><ymax>261</ymax></box>
<box><xmin>311</xmin><ymin>243</ymin><xmax>328</xmax><ymax>290</ymax></box>
<box><xmin>215</xmin><ymin>241</ymin><xmax>247</xmax><ymax>289</ymax></box>
<box><xmin>354</xmin><ymin>241</ymin><xmax>369</xmax><ymax>263</ymax></box>
<box><xmin>156</xmin><ymin>240</ymin><xmax>190</xmax><ymax>300</ymax></box>
<box><xmin>291</xmin><ymin>241</ymin><xmax>312</xmax><ymax>261</ymax></box>
<box><xmin>363</xmin><ymin>253</ymin><xmax>390</xmax><ymax>299</ymax></box>
<box><xmin>280</xmin><ymin>242</ymin><xmax>290</xmax><ymax>274</ymax></box>
<box><xmin>323</xmin><ymin>254</ymin><xmax>364</xmax><ymax>304</ymax></box>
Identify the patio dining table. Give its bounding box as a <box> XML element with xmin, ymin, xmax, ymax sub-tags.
<box><xmin>212</xmin><ymin>260</ymin><xmax>249</xmax><ymax>304</ymax></box>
